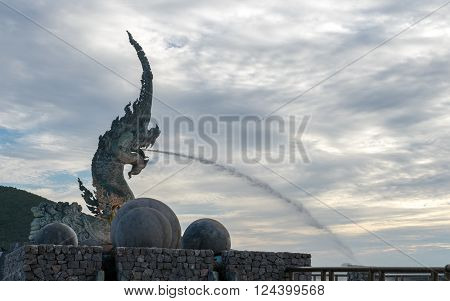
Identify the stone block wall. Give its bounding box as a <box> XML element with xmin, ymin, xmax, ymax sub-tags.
<box><xmin>0</xmin><ymin>251</ymin><xmax>5</xmax><ymax>280</ymax></box>
<box><xmin>2</xmin><ymin>247</ymin><xmax>23</xmax><ymax>281</ymax></box>
<box><xmin>2</xmin><ymin>245</ymin><xmax>103</xmax><ymax>281</ymax></box>
<box><xmin>2</xmin><ymin>246</ymin><xmax>312</xmax><ymax>281</ymax></box>
<box><xmin>115</xmin><ymin>247</ymin><xmax>215</xmax><ymax>281</ymax></box>
<box><xmin>221</xmin><ymin>250</ymin><xmax>311</xmax><ymax>281</ymax></box>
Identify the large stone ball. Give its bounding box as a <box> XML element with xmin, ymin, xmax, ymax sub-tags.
<box><xmin>182</xmin><ymin>218</ymin><xmax>231</xmax><ymax>254</ymax></box>
<box><xmin>113</xmin><ymin>207</ymin><xmax>172</xmax><ymax>248</ymax></box>
<box><xmin>34</xmin><ymin>222</ymin><xmax>78</xmax><ymax>246</ymax></box>
<box><xmin>111</xmin><ymin>198</ymin><xmax>181</xmax><ymax>248</ymax></box>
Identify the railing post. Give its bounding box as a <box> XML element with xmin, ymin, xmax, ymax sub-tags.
<box><xmin>321</xmin><ymin>271</ymin><xmax>327</xmax><ymax>281</ymax></box>
<box><xmin>329</xmin><ymin>271</ymin><xmax>335</xmax><ymax>281</ymax></box>
<box><xmin>368</xmin><ymin>269</ymin><xmax>374</xmax><ymax>281</ymax></box>
<box><xmin>431</xmin><ymin>271</ymin><xmax>439</xmax><ymax>281</ymax></box>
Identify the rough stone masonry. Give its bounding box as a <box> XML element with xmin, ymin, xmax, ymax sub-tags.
<box><xmin>2</xmin><ymin>245</ymin><xmax>311</xmax><ymax>281</ymax></box>
<box><xmin>115</xmin><ymin>248</ymin><xmax>311</xmax><ymax>281</ymax></box>
<box><xmin>2</xmin><ymin>245</ymin><xmax>103</xmax><ymax>281</ymax></box>
<box><xmin>221</xmin><ymin>250</ymin><xmax>311</xmax><ymax>281</ymax></box>
<box><xmin>114</xmin><ymin>247</ymin><xmax>215</xmax><ymax>281</ymax></box>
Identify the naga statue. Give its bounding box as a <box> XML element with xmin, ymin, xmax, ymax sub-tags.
<box><xmin>30</xmin><ymin>32</ymin><xmax>160</xmax><ymax>244</ymax></box>
<box><xmin>79</xmin><ymin>31</ymin><xmax>160</xmax><ymax>219</ymax></box>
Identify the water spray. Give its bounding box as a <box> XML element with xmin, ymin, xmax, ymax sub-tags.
<box><xmin>146</xmin><ymin>149</ymin><xmax>355</xmax><ymax>260</ymax></box>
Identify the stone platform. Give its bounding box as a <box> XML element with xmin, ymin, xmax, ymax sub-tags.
<box><xmin>221</xmin><ymin>250</ymin><xmax>311</xmax><ymax>280</ymax></box>
<box><xmin>2</xmin><ymin>245</ymin><xmax>102</xmax><ymax>281</ymax></box>
<box><xmin>115</xmin><ymin>247</ymin><xmax>214</xmax><ymax>281</ymax></box>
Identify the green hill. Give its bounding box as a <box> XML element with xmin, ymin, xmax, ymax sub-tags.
<box><xmin>0</xmin><ymin>186</ymin><xmax>53</xmax><ymax>250</ymax></box>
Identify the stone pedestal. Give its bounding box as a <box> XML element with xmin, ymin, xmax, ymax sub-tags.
<box><xmin>114</xmin><ymin>247</ymin><xmax>214</xmax><ymax>281</ymax></box>
<box><xmin>221</xmin><ymin>250</ymin><xmax>311</xmax><ymax>281</ymax></box>
<box><xmin>2</xmin><ymin>245</ymin><xmax>103</xmax><ymax>281</ymax></box>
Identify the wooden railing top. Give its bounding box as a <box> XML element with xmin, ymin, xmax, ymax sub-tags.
<box><xmin>286</xmin><ymin>265</ymin><xmax>450</xmax><ymax>273</ymax></box>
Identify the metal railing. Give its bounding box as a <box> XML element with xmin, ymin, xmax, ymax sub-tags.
<box><xmin>286</xmin><ymin>265</ymin><xmax>450</xmax><ymax>281</ymax></box>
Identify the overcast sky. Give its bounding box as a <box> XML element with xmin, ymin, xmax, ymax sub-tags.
<box><xmin>1</xmin><ymin>0</ymin><xmax>450</xmax><ymax>266</ymax></box>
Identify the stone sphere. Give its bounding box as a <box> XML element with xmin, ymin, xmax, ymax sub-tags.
<box><xmin>113</xmin><ymin>207</ymin><xmax>172</xmax><ymax>248</ymax></box>
<box><xmin>34</xmin><ymin>222</ymin><xmax>78</xmax><ymax>246</ymax></box>
<box><xmin>182</xmin><ymin>218</ymin><xmax>231</xmax><ymax>254</ymax></box>
<box><xmin>111</xmin><ymin>198</ymin><xmax>181</xmax><ymax>248</ymax></box>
